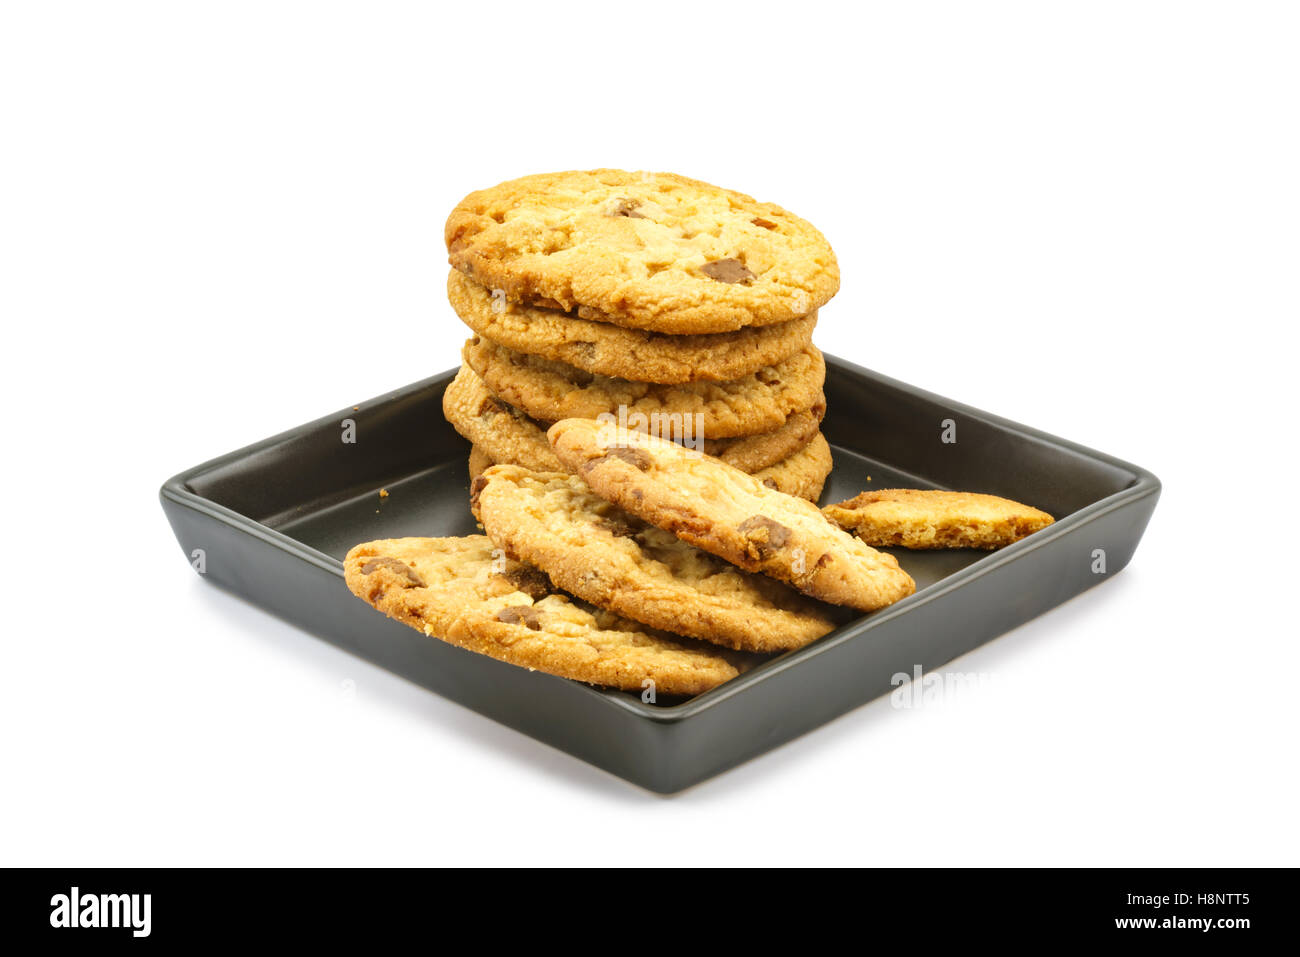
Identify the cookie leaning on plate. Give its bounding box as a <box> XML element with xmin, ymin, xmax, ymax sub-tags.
<box><xmin>445</xmin><ymin>169</ymin><xmax>840</xmax><ymax>334</ymax></box>
<box><xmin>463</xmin><ymin>337</ymin><xmax>826</xmax><ymax>439</ymax></box>
<box><xmin>548</xmin><ymin>419</ymin><xmax>916</xmax><ymax>612</ymax></box>
<box><xmin>824</xmin><ymin>489</ymin><xmax>1054</xmax><ymax>549</ymax></box>
<box><xmin>448</xmin><ymin>270</ymin><xmax>817</xmax><ymax>384</ymax></box>
<box><xmin>471</xmin><ymin>466</ymin><xmax>843</xmax><ymax>652</ymax></box>
<box><xmin>344</xmin><ymin>535</ymin><xmax>743</xmax><ymax>695</ymax></box>
<box><xmin>469</xmin><ymin>431</ymin><xmax>832</xmax><ymax>503</ymax></box>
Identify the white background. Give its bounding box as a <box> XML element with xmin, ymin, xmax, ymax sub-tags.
<box><xmin>2</xmin><ymin>2</ymin><xmax>1296</xmax><ymax>866</ymax></box>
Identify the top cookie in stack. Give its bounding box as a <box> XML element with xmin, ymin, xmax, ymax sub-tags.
<box><xmin>441</xmin><ymin>169</ymin><xmax>840</xmax><ymax>502</ymax></box>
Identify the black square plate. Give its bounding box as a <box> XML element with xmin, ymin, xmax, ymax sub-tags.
<box><xmin>160</xmin><ymin>354</ymin><xmax>1159</xmax><ymax>792</ymax></box>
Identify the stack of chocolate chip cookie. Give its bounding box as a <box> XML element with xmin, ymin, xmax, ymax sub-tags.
<box><xmin>440</xmin><ymin>169</ymin><xmax>841</xmax><ymax>501</ymax></box>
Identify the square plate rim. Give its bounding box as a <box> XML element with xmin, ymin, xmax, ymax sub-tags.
<box><xmin>160</xmin><ymin>352</ymin><xmax>1161</xmax><ymax>725</ymax></box>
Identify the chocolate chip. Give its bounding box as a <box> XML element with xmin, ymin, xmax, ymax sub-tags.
<box><xmin>610</xmin><ymin>197</ymin><xmax>647</xmax><ymax>219</ymax></box>
<box><xmin>701</xmin><ymin>258</ymin><xmax>756</xmax><ymax>284</ymax></box>
<box><xmin>737</xmin><ymin>515</ymin><xmax>792</xmax><ymax>559</ymax></box>
<box><xmin>751</xmin><ymin>217</ymin><xmax>778</xmax><ymax>230</ymax></box>
<box><xmin>496</xmin><ymin>605</ymin><xmax>543</xmax><ymax>630</ymax></box>
<box><xmin>595</xmin><ymin>515</ymin><xmax>639</xmax><ymax>539</ymax></box>
<box><xmin>762</xmin><ymin>478</ymin><xmax>779</xmax><ymax>489</ymax></box>
<box><xmin>581</xmin><ymin>446</ymin><xmax>653</xmax><ymax>473</ymax></box>
<box><xmin>359</xmin><ymin>557</ymin><xmax>426</xmax><ymax>587</ymax></box>
<box><xmin>498</xmin><ymin>565</ymin><xmax>552</xmax><ymax>601</ymax></box>
<box><xmin>470</xmin><ymin>474</ymin><xmax>489</xmax><ymax>511</ymax></box>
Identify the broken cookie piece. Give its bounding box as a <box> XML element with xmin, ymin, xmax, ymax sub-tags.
<box><xmin>823</xmin><ymin>489</ymin><xmax>1054</xmax><ymax>550</ymax></box>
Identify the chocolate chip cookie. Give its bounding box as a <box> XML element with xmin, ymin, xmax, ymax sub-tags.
<box><xmin>443</xmin><ymin>364</ymin><xmax>563</xmax><ymax>472</ymax></box>
<box><xmin>469</xmin><ymin>429</ymin><xmax>831</xmax><ymax>503</ymax></box>
<box><xmin>344</xmin><ymin>535</ymin><xmax>744</xmax><ymax>695</ymax></box>
<box><xmin>824</xmin><ymin>489</ymin><xmax>1054</xmax><ymax>549</ymax></box>
<box><xmin>548</xmin><ymin>419</ymin><xmax>916</xmax><ymax>611</ymax></box>
<box><xmin>467</xmin><ymin>444</ymin><xmax>493</xmax><ymax>483</ymax></box>
<box><xmin>445</xmin><ymin>169</ymin><xmax>839</xmax><ymax>333</ymax></box>
<box><xmin>754</xmin><ymin>432</ymin><xmax>833</xmax><ymax>502</ymax></box>
<box><xmin>448</xmin><ymin>269</ymin><xmax>817</xmax><ymax>384</ymax></box>
<box><xmin>462</xmin><ymin>337</ymin><xmax>826</xmax><ymax>439</ymax></box>
<box><xmin>445</xmin><ymin>363</ymin><xmax>825</xmax><ymax>478</ymax></box>
<box><xmin>471</xmin><ymin>465</ymin><xmax>843</xmax><ymax>652</ymax></box>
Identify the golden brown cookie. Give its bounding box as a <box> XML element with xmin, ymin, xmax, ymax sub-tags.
<box><xmin>344</xmin><ymin>535</ymin><xmax>744</xmax><ymax>695</ymax></box>
<box><xmin>471</xmin><ymin>466</ymin><xmax>842</xmax><ymax>652</ymax></box>
<box><xmin>823</xmin><ymin>489</ymin><xmax>1054</xmax><ymax>549</ymax></box>
<box><xmin>467</xmin><ymin>444</ymin><xmax>493</xmax><ymax>483</ymax></box>
<box><xmin>443</xmin><ymin>365</ymin><xmax>563</xmax><ymax>472</ymax></box>
<box><xmin>443</xmin><ymin>364</ymin><xmax>824</xmax><ymax>478</ymax></box>
<box><xmin>755</xmin><ymin>432</ymin><xmax>833</xmax><ymax>502</ymax></box>
<box><xmin>465</xmin><ymin>431</ymin><xmax>829</xmax><ymax>502</ymax></box>
<box><xmin>448</xmin><ymin>270</ymin><xmax>817</xmax><ymax>383</ymax></box>
<box><xmin>694</xmin><ymin>401</ymin><xmax>825</xmax><ymax>473</ymax></box>
<box><xmin>462</xmin><ymin>337</ymin><xmax>826</xmax><ymax>439</ymax></box>
<box><xmin>445</xmin><ymin>169</ymin><xmax>839</xmax><ymax>334</ymax></box>
<box><xmin>548</xmin><ymin>419</ymin><xmax>916</xmax><ymax>612</ymax></box>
